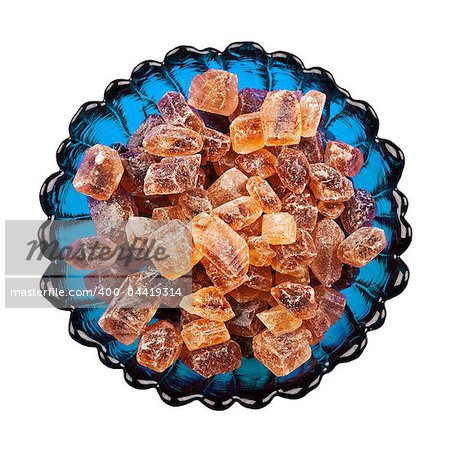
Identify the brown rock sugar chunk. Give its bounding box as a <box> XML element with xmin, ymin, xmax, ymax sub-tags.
<box><xmin>127</xmin><ymin>114</ymin><xmax>164</xmax><ymax>151</ymax></box>
<box><xmin>302</xmin><ymin>308</ymin><xmax>331</xmax><ymax>345</ymax></box>
<box><xmin>120</xmin><ymin>149</ymin><xmax>159</xmax><ymax>196</ymax></box>
<box><xmin>201</xmin><ymin>257</ymin><xmax>248</xmax><ymax>295</ymax></box>
<box><xmin>337</xmin><ymin>227</ymin><xmax>387</xmax><ymax>267</ymax></box>
<box><xmin>246</xmin><ymin>176</ymin><xmax>282</xmax><ymax>213</ymax></box>
<box><xmin>238</xmin><ymin>215</ymin><xmax>263</xmax><ymax>238</ymax></box>
<box><xmin>137</xmin><ymin>320</ymin><xmax>183</xmax><ymax>372</ymax></box>
<box><xmin>299</xmin><ymin>90</ymin><xmax>326</xmax><ymax>137</ymax></box>
<box><xmin>281</xmin><ymin>189</ymin><xmax>318</xmax><ymax>232</ymax></box>
<box><xmin>181</xmin><ymin>318</ymin><xmax>230</xmax><ymax>351</ymax></box>
<box><xmin>228</xmin><ymin>285</ymin><xmax>270</xmax><ymax>303</ymax></box>
<box><xmin>151</xmin><ymin>205</ymin><xmax>186</xmax><ymax>220</ymax></box>
<box><xmin>324</xmin><ymin>141</ymin><xmax>364</xmax><ymax>177</ymax></box>
<box><xmin>201</xmin><ymin>128</ymin><xmax>231</xmax><ymax>162</ymax></box>
<box><xmin>188</xmin><ymin>69</ymin><xmax>239</xmax><ymax>116</ymax></box>
<box><xmin>178</xmin><ymin>188</ymin><xmax>213</xmax><ymax>219</ymax></box>
<box><xmin>290</xmin><ymin>133</ymin><xmax>324</xmax><ymax>164</ymax></box>
<box><xmin>207</xmin><ymin>167</ymin><xmax>248</xmax><ymax>207</ymax></box>
<box><xmin>226</xmin><ymin>298</ymin><xmax>267</xmax><ymax>337</ymax></box>
<box><xmin>314</xmin><ymin>285</ymin><xmax>346</xmax><ymax>325</ymax></box>
<box><xmin>309</xmin><ymin>163</ymin><xmax>354</xmax><ymax>202</ymax></box>
<box><xmin>253</xmin><ymin>327</ymin><xmax>312</xmax><ymax>376</ymax></box>
<box><xmin>235</xmin><ymin>148</ymin><xmax>277</xmax><ymax>179</ymax></box>
<box><xmin>341</xmin><ymin>188</ymin><xmax>377</xmax><ymax>234</ymax></box>
<box><xmin>271</xmin><ymin>282</ymin><xmax>317</xmax><ymax>319</ymax></box>
<box><xmin>180</xmin><ymin>309</ymin><xmax>201</xmax><ymax>327</ymax></box>
<box><xmin>261</xmin><ymin>212</ymin><xmax>297</xmax><ymax>245</ymax></box>
<box><xmin>134</xmin><ymin>195</ymin><xmax>171</xmax><ymax>217</ymax></box>
<box><xmin>180</xmin><ymin>340</ymin><xmax>242</xmax><ymax>378</ymax></box>
<box><xmin>230</xmin><ymin>112</ymin><xmax>265</xmax><ymax>154</ymax></box>
<box><xmin>257</xmin><ymin>305</ymin><xmax>302</xmax><ymax>336</ymax></box>
<box><xmin>317</xmin><ymin>201</ymin><xmax>345</xmax><ymax>219</ymax></box>
<box><xmin>211</xmin><ymin>196</ymin><xmax>262</xmax><ymax>231</ymax></box>
<box><xmin>274</xmin><ymin>148</ymin><xmax>310</xmax><ymax>194</ymax></box>
<box><xmin>274</xmin><ymin>269</ymin><xmax>310</xmax><ymax>285</ymax></box>
<box><xmin>212</xmin><ymin>150</ymin><xmax>238</xmax><ymax>176</ymax></box>
<box><xmin>245</xmin><ymin>265</ymin><xmax>273</xmax><ymax>292</ymax></box>
<box><xmin>246</xmin><ymin>236</ymin><xmax>276</xmax><ymax>267</ymax></box>
<box><xmin>73</xmin><ymin>144</ymin><xmax>124</xmax><ymax>201</ymax></box>
<box><xmin>65</xmin><ymin>236</ymin><xmax>118</xmax><ymax>270</ymax></box>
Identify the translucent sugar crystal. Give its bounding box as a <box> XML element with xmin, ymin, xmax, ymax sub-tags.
<box><xmin>230</xmin><ymin>112</ymin><xmax>264</xmax><ymax>154</ymax></box>
<box><xmin>127</xmin><ymin>114</ymin><xmax>164</xmax><ymax>151</ymax></box>
<box><xmin>257</xmin><ymin>305</ymin><xmax>302</xmax><ymax>336</ymax></box>
<box><xmin>201</xmin><ymin>257</ymin><xmax>248</xmax><ymax>294</ymax></box>
<box><xmin>98</xmin><ymin>270</ymin><xmax>162</xmax><ymax>345</ymax></box>
<box><xmin>88</xmin><ymin>188</ymin><xmax>137</xmax><ymax>243</ymax></box>
<box><xmin>299</xmin><ymin>90</ymin><xmax>326</xmax><ymax>137</ymax></box>
<box><xmin>235</xmin><ymin>148</ymin><xmax>277</xmax><ymax>179</ymax></box>
<box><xmin>213</xmin><ymin>150</ymin><xmax>238</xmax><ymax>176</ymax></box>
<box><xmin>341</xmin><ymin>188</ymin><xmax>377</xmax><ymax>234</ymax></box>
<box><xmin>317</xmin><ymin>201</ymin><xmax>345</xmax><ymax>219</ymax></box>
<box><xmin>314</xmin><ymin>285</ymin><xmax>346</xmax><ymax>325</ymax></box>
<box><xmin>120</xmin><ymin>149</ymin><xmax>159</xmax><ymax>196</ymax></box>
<box><xmin>246</xmin><ymin>236</ymin><xmax>276</xmax><ymax>267</ymax></box>
<box><xmin>192</xmin><ymin>213</ymin><xmax>249</xmax><ymax>280</ymax></box>
<box><xmin>180</xmin><ymin>340</ymin><xmax>242</xmax><ymax>378</ymax></box>
<box><xmin>272</xmin><ymin>229</ymin><xmax>317</xmax><ymax>276</ymax></box>
<box><xmin>191</xmin><ymin>264</ymin><xmax>211</xmax><ymax>293</ymax></box>
<box><xmin>181</xmin><ymin>318</ymin><xmax>230</xmax><ymax>351</ymax></box>
<box><xmin>206</xmin><ymin>167</ymin><xmax>248</xmax><ymax>208</ymax></box>
<box><xmin>239</xmin><ymin>215</ymin><xmax>263</xmax><ymax>238</ymax></box>
<box><xmin>178</xmin><ymin>187</ymin><xmax>213</xmax><ymax>219</ymax></box>
<box><xmin>291</xmin><ymin>133</ymin><xmax>324</xmax><ymax>164</ymax></box>
<box><xmin>268</xmin><ymin>173</ymin><xmax>289</xmax><ymax>199</ymax></box>
<box><xmin>229</xmin><ymin>87</ymin><xmax>268</xmax><ymax>121</ymax></box>
<box><xmin>253</xmin><ymin>327</ymin><xmax>312</xmax><ymax>376</ymax></box>
<box><xmin>245</xmin><ymin>265</ymin><xmax>273</xmax><ymax>292</ymax></box>
<box><xmin>337</xmin><ymin>227</ymin><xmax>387</xmax><ymax>267</ymax></box>
<box><xmin>180</xmin><ymin>287</ymin><xmax>235</xmax><ymax>322</ymax></box>
<box><xmin>188</xmin><ymin>69</ymin><xmax>239</xmax><ymax>116</ymax></box>
<box><xmin>309</xmin><ymin>163</ymin><xmax>354</xmax><ymax>202</ymax></box>
<box><xmin>271</xmin><ymin>282</ymin><xmax>317</xmax><ymax>319</ymax></box>
<box><xmin>281</xmin><ymin>189</ymin><xmax>318</xmax><ymax>232</ymax></box>
<box><xmin>274</xmin><ymin>269</ymin><xmax>310</xmax><ymax>285</ymax></box>
<box><xmin>134</xmin><ymin>195</ymin><xmax>171</xmax><ymax>216</ymax></box>
<box><xmin>73</xmin><ymin>144</ymin><xmax>124</xmax><ymax>200</ymax></box>
<box><xmin>144</xmin><ymin>154</ymin><xmax>201</xmax><ymax>195</ymax></box>
<box><xmin>126</xmin><ymin>217</ymin><xmax>160</xmax><ymax>257</ymax></box>
<box><xmin>261</xmin><ymin>90</ymin><xmax>302</xmax><ymax>146</ymax></box>
<box><xmin>310</xmin><ymin>219</ymin><xmax>345</xmax><ymax>286</ymax></box>
<box><xmin>84</xmin><ymin>264</ymin><xmax>128</xmax><ymax>303</ymax></box>
<box><xmin>65</xmin><ymin>236</ymin><xmax>118</xmax><ymax>270</ymax></box>
<box><xmin>274</xmin><ymin>148</ymin><xmax>310</xmax><ymax>194</ymax></box>
<box><xmin>324</xmin><ymin>141</ymin><xmax>364</xmax><ymax>177</ymax></box>
<box><xmin>142</xmin><ymin>124</ymin><xmax>203</xmax><ymax>157</ymax></box>
<box><xmin>226</xmin><ymin>298</ymin><xmax>267</xmax><ymax>337</ymax></box>
<box><xmin>246</xmin><ymin>176</ymin><xmax>282</xmax><ymax>213</ymax></box>
<box><xmin>152</xmin><ymin>205</ymin><xmax>186</xmax><ymax>220</ymax></box>
<box><xmin>157</xmin><ymin>91</ymin><xmax>204</xmax><ymax>132</ymax></box>
<box><xmin>201</xmin><ymin>128</ymin><xmax>231</xmax><ymax>162</ymax></box>
<box><xmin>137</xmin><ymin>320</ymin><xmax>183</xmax><ymax>372</ymax></box>
<box><xmin>228</xmin><ymin>285</ymin><xmax>269</xmax><ymax>303</ymax></box>
<box><xmin>302</xmin><ymin>308</ymin><xmax>331</xmax><ymax>345</ymax></box>
<box><xmin>211</xmin><ymin>196</ymin><xmax>262</xmax><ymax>231</ymax></box>
<box><xmin>261</xmin><ymin>212</ymin><xmax>297</xmax><ymax>245</ymax></box>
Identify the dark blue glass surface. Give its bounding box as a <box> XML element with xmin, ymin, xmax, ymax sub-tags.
<box><xmin>39</xmin><ymin>42</ymin><xmax>411</xmax><ymax>409</ymax></box>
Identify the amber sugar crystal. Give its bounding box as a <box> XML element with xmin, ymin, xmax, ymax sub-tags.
<box><xmin>317</xmin><ymin>200</ymin><xmax>345</xmax><ymax>219</ymax></box>
<box><xmin>201</xmin><ymin>128</ymin><xmax>231</xmax><ymax>162</ymax></box>
<box><xmin>309</xmin><ymin>163</ymin><xmax>354</xmax><ymax>202</ymax></box>
<box><xmin>178</xmin><ymin>187</ymin><xmax>213</xmax><ymax>219</ymax></box>
<box><xmin>201</xmin><ymin>257</ymin><xmax>249</xmax><ymax>294</ymax></box>
<box><xmin>302</xmin><ymin>308</ymin><xmax>331</xmax><ymax>345</ymax></box>
<box><xmin>207</xmin><ymin>167</ymin><xmax>248</xmax><ymax>208</ymax></box>
<box><xmin>281</xmin><ymin>189</ymin><xmax>318</xmax><ymax>232</ymax></box>
<box><xmin>137</xmin><ymin>320</ymin><xmax>183</xmax><ymax>372</ymax></box>
<box><xmin>314</xmin><ymin>285</ymin><xmax>346</xmax><ymax>325</ymax></box>
<box><xmin>246</xmin><ymin>235</ymin><xmax>276</xmax><ymax>267</ymax></box>
<box><xmin>235</xmin><ymin>148</ymin><xmax>277</xmax><ymax>179</ymax></box>
<box><xmin>211</xmin><ymin>196</ymin><xmax>262</xmax><ymax>231</ymax></box>
<box><xmin>257</xmin><ymin>305</ymin><xmax>302</xmax><ymax>336</ymax></box>
<box><xmin>324</xmin><ymin>141</ymin><xmax>364</xmax><ymax>177</ymax></box>
<box><xmin>275</xmin><ymin>148</ymin><xmax>310</xmax><ymax>194</ymax></box>
<box><xmin>188</xmin><ymin>69</ymin><xmax>239</xmax><ymax>116</ymax></box>
<box><xmin>226</xmin><ymin>298</ymin><xmax>266</xmax><ymax>337</ymax></box>
<box><xmin>152</xmin><ymin>205</ymin><xmax>186</xmax><ymax>220</ymax></box>
<box><xmin>300</xmin><ymin>90</ymin><xmax>326</xmax><ymax>137</ymax></box>
<box><xmin>262</xmin><ymin>212</ymin><xmax>297</xmax><ymax>245</ymax></box>
<box><xmin>230</xmin><ymin>112</ymin><xmax>265</xmax><ymax>154</ymax></box>
<box><xmin>246</xmin><ymin>176</ymin><xmax>282</xmax><ymax>213</ymax></box>
<box><xmin>73</xmin><ymin>144</ymin><xmax>124</xmax><ymax>201</ymax></box>
<box><xmin>127</xmin><ymin>114</ymin><xmax>165</xmax><ymax>151</ymax></box>
<box><xmin>271</xmin><ymin>282</ymin><xmax>317</xmax><ymax>319</ymax></box>
<box><xmin>181</xmin><ymin>318</ymin><xmax>230</xmax><ymax>351</ymax></box>
<box><xmin>245</xmin><ymin>265</ymin><xmax>273</xmax><ymax>292</ymax></box>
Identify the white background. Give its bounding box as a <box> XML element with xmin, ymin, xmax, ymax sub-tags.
<box><xmin>1</xmin><ymin>1</ymin><xmax>449</xmax><ymax>449</ymax></box>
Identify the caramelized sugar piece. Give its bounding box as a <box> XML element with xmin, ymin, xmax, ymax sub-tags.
<box><xmin>261</xmin><ymin>90</ymin><xmax>302</xmax><ymax>146</ymax></box>
<box><xmin>291</xmin><ymin>133</ymin><xmax>324</xmax><ymax>164</ymax></box>
<box><xmin>281</xmin><ymin>189</ymin><xmax>318</xmax><ymax>232</ymax></box>
<box><xmin>235</xmin><ymin>148</ymin><xmax>277</xmax><ymax>179</ymax></box>
<box><xmin>309</xmin><ymin>163</ymin><xmax>354</xmax><ymax>202</ymax></box>
<box><xmin>144</xmin><ymin>154</ymin><xmax>201</xmax><ymax>195</ymax></box>
<box><xmin>179</xmin><ymin>188</ymin><xmax>213</xmax><ymax>219</ymax></box>
<box><xmin>226</xmin><ymin>298</ymin><xmax>266</xmax><ymax>337</ymax></box>
<box><xmin>137</xmin><ymin>320</ymin><xmax>183</xmax><ymax>372</ymax></box>
<box><xmin>212</xmin><ymin>150</ymin><xmax>238</xmax><ymax>176</ymax></box>
<box><xmin>317</xmin><ymin>201</ymin><xmax>345</xmax><ymax>219</ymax></box>
<box><xmin>207</xmin><ymin>167</ymin><xmax>248</xmax><ymax>207</ymax></box>
<box><xmin>245</xmin><ymin>265</ymin><xmax>273</xmax><ymax>292</ymax></box>
<box><xmin>180</xmin><ymin>340</ymin><xmax>242</xmax><ymax>378</ymax></box>
<box><xmin>271</xmin><ymin>282</ymin><xmax>317</xmax><ymax>319</ymax></box>
<box><xmin>246</xmin><ymin>236</ymin><xmax>276</xmax><ymax>267</ymax></box>
<box><xmin>143</xmin><ymin>124</ymin><xmax>203</xmax><ymax>157</ymax></box>
<box><xmin>181</xmin><ymin>318</ymin><xmax>230</xmax><ymax>351</ymax></box>
<box><xmin>230</xmin><ymin>112</ymin><xmax>265</xmax><ymax>154</ymax></box>
<box><xmin>201</xmin><ymin>128</ymin><xmax>231</xmax><ymax>162</ymax></box>
<box><xmin>272</xmin><ymin>229</ymin><xmax>317</xmax><ymax>276</ymax></box>
<box><xmin>302</xmin><ymin>308</ymin><xmax>331</xmax><ymax>345</ymax></box>
<box><xmin>152</xmin><ymin>205</ymin><xmax>186</xmax><ymax>220</ymax></box>
<box><xmin>246</xmin><ymin>176</ymin><xmax>282</xmax><ymax>213</ymax></box>
<box><xmin>310</xmin><ymin>219</ymin><xmax>345</xmax><ymax>286</ymax></box>
<box><xmin>257</xmin><ymin>305</ymin><xmax>302</xmax><ymax>336</ymax></box>
<box><xmin>120</xmin><ymin>149</ymin><xmax>159</xmax><ymax>196</ymax></box>
<box><xmin>192</xmin><ymin>213</ymin><xmax>249</xmax><ymax>280</ymax></box>
<box><xmin>300</xmin><ymin>90</ymin><xmax>326</xmax><ymax>137</ymax></box>
<box><xmin>314</xmin><ymin>285</ymin><xmax>346</xmax><ymax>325</ymax></box>
<box><xmin>274</xmin><ymin>148</ymin><xmax>310</xmax><ymax>194</ymax></box>
<box><xmin>262</xmin><ymin>212</ymin><xmax>296</xmax><ymax>245</ymax></box>
<box><xmin>341</xmin><ymin>188</ymin><xmax>377</xmax><ymax>234</ymax></box>
<box><xmin>337</xmin><ymin>227</ymin><xmax>387</xmax><ymax>267</ymax></box>
<box><xmin>98</xmin><ymin>270</ymin><xmax>162</xmax><ymax>345</ymax></box>
<box><xmin>73</xmin><ymin>145</ymin><xmax>124</xmax><ymax>201</ymax></box>
<box><xmin>188</xmin><ymin>69</ymin><xmax>239</xmax><ymax>116</ymax></box>
<box><xmin>211</xmin><ymin>196</ymin><xmax>262</xmax><ymax>231</ymax></box>
<box><xmin>127</xmin><ymin>114</ymin><xmax>164</xmax><ymax>151</ymax></box>
<box><xmin>65</xmin><ymin>236</ymin><xmax>118</xmax><ymax>270</ymax></box>
<box><xmin>134</xmin><ymin>195</ymin><xmax>171</xmax><ymax>217</ymax></box>
<box><xmin>180</xmin><ymin>287</ymin><xmax>235</xmax><ymax>322</ymax></box>
<box><xmin>253</xmin><ymin>327</ymin><xmax>312</xmax><ymax>376</ymax></box>
<box><xmin>157</xmin><ymin>91</ymin><xmax>204</xmax><ymax>132</ymax></box>
<box><xmin>88</xmin><ymin>188</ymin><xmax>137</xmax><ymax>244</ymax></box>
<box><xmin>324</xmin><ymin>141</ymin><xmax>364</xmax><ymax>177</ymax></box>
<box><xmin>229</xmin><ymin>87</ymin><xmax>268</xmax><ymax>121</ymax></box>
<box><xmin>274</xmin><ymin>269</ymin><xmax>310</xmax><ymax>285</ymax></box>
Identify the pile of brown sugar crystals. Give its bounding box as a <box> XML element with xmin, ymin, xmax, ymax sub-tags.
<box><xmin>72</xmin><ymin>68</ymin><xmax>387</xmax><ymax>378</ymax></box>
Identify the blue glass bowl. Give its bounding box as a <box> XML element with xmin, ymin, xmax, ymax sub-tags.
<box><xmin>39</xmin><ymin>42</ymin><xmax>411</xmax><ymax>409</ymax></box>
